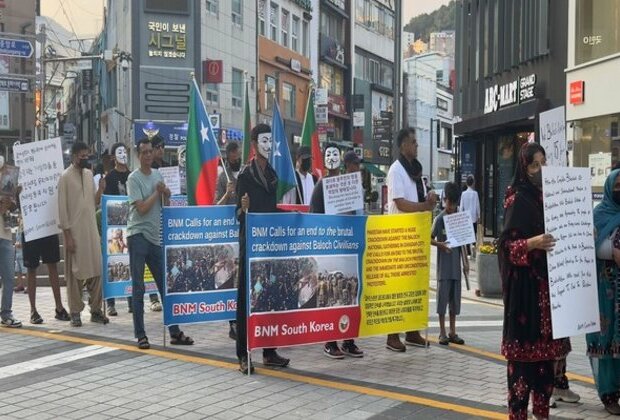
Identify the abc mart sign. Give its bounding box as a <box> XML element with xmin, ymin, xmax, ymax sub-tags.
<box><xmin>484</xmin><ymin>74</ymin><xmax>537</xmax><ymax>114</ymax></box>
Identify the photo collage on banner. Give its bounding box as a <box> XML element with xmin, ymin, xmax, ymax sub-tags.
<box><xmin>101</xmin><ymin>195</ymin><xmax>158</xmax><ymax>298</ymax></box>
<box><xmin>162</xmin><ymin>205</ymin><xmax>239</xmax><ymax>326</ymax></box>
<box><xmin>246</xmin><ymin>212</ymin><xmax>431</xmax><ymax>350</ymax></box>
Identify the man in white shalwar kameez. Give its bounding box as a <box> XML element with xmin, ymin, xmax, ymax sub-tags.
<box><xmin>58</xmin><ymin>142</ymin><xmax>109</xmax><ymax>327</ymax></box>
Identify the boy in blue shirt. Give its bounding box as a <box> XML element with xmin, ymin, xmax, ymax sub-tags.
<box><xmin>431</xmin><ymin>182</ymin><xmax>469</xmax><ymax>345</ymax></box>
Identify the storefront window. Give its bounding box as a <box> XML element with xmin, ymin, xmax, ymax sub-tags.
<box><xmin>570</xmin><ymin>114</ymin><xmax>620</xmax><ymax>197</ymax></box>
<box><xmin>575</xmin><ymin>0</ymin><xmax>620</xmax><ymax>65</ymax></box>
<box><xmin>319</xmin><ymin>63</ymin><xmax>343</xmax><ymax>96</ymax></box>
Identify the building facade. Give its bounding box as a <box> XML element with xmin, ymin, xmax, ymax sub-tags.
<box><xmin>565</xmin><ymin>0</ymin><xmax>620</xmax><ymax>201</ymax></box>
<box><xmin>202</xmin><ymin>0</ymin><xmax>257</xmax><ymax>145</ymax></box>
<box><xmin>0</xmin><ymin>0</ymin><xmax>36</xmax><ymax>161</ymax></box>
<box><xmin>352</xmin><ymin>0</ymin><xmax>397</xmax><ymax>168</ymax></box>
<box><xmin>257</xmin><ymin>0</ymin><xmax>313</xmax><ymax>144</ymax></box>
<box><xmin>454</xmin><ymin>0</ymin><xmax>568</xmax><ymax>237</ymax></box>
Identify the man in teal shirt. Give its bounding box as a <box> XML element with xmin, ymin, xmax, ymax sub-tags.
<box><xmin>127</xmin><ymin>138</ymin><xmax>194</xmax><ymax>349</ymax></box>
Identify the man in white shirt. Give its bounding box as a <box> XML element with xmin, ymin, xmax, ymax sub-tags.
<box><xmin>282</xmin><ymin>146</ymin><xmax>317</xmax><ymax>205</ymax></box>
<box><xmin>459</xmin><ymin>175</ymin><xmax>480</xmax><ymax>258</ymax></box>
<box><xmin>385</xmin><ymin>127</ymin><xmax>437</xmax><ymax>352</ymax></box>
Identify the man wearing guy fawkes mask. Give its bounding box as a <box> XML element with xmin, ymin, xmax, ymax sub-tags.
<box><xmin>235</xmin><ymin>123</ymin><xmax>290</xmax><ymax>374</ymax></box>
<box><xmin>309</xmin><ymin>145</ymin><xmax>364</xmax><ymax>359</ymax></box>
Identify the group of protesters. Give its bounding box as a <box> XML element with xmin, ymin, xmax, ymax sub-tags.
<box><xmin>1</xmin><ymin>122</ymin><xmax>619</xmax><ymax>418</ymax></box>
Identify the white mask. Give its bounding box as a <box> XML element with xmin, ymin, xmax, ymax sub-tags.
<box><xmin>257</xmin><ymin>133</ymin><xmax>272</xmax><ymax>159</ymax></box>
<box><xmin>324</xmin><ymin>147</ymin><xmax>341</xmax><ymax>170</ymax></box>
<box><xmin>178</xmin><ymin>146</ymin><xmax>186</xmax><ymax>168</ymax></box>
<box><xmin>114</xmin><ymin>146</ymin><xmax>128</xmax><ymax>165</ymax></box>
<box><xmin>0</xmin><ymin>155</ymin><xmax>4</xmax><ymax>170</ymax></box>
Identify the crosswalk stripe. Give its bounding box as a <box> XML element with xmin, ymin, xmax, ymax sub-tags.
<box><xmin>0</xmin><ymin>345</ymin><xmax>116</xmax><ymax>379</ymax></box>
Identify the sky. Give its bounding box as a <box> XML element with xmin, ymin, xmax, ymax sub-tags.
<box><xmin>41</xmin><ymin>0</ymin><xmax>105</xmax><ymax>38</ymax></box>
<box><xmin>403</xmin><ymin>0</ymin><xmax>452</xmax><ymax>23</ymax></box>
<box><xmin>42</xmin><ymin>0</ymin><xmax>450</xmax><ymax>38</ymax></box>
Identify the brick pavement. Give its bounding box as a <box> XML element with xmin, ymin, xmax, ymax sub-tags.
<box><xmin>0</xmin><ymin>250</ymin><xmax>611</xmax><ymax>419</ymax></box>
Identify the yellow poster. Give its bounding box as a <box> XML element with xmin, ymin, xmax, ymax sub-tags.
<box><xmin>359</xmin><ymin>212</ymin><xmax>431</xmax><ymax>337</ymax></box>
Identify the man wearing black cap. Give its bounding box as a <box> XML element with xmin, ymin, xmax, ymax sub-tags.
<box><xmin>283</xmin><ymin>146</ymin><xmax>317</xmax><ymax>205</ymax></box>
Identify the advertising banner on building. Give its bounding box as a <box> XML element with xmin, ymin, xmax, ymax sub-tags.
<box><xmin>13</xmin><ymin>137</ymin><xmax>64</xmax><ymax>242</ymax></box>
<box><xmin>162</xmin><ymin>205</ymin><xmax>239</xmax><ymax>326</ymax></box>
<box><xmin>542</xmin><ymin>167</ymin><xmax>599</xmax><ymax>338</ymax></box>
<box><xmin>246</xmin><ymin>212</ymin><xmax>431</xmax><ymax>350</ymax></box>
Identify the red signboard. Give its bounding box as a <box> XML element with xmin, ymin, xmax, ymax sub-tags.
<box><xmin>570</xmin><ymin>80</ymin><xmax>585</xmax><ymax>105</ymax></box>
<box><xmin>203</xmin><ymin>60</ymin><xmax>223</xmax><ymax>84</ymax></box>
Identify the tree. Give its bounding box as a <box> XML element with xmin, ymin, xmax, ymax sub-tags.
<box><xmin>404</xmin><ymin>1</ymin><xmax>456</xmax><ymax>43</ymax></box>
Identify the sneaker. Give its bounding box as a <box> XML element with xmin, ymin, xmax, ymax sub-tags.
<box><xmin>549</xmin><ymin>396</ymin><xmax>557</xmax><ymax>408</ymax></box>
<box><xmin>30</xmin><ymin>310</ymin><xmax>43</xmax><ymax>324</ymax></box>
<box><xmin>107</xmin><ymin>305</ymin><xmax>118</xmax><ymax>316</ymax></box>
<box><xmin>150</xmin><ymin>301</ymin><xmax>162</xmax><ymax>312</ymax></box>
<box><xmin>341</xmin><ymin>341</ymin><xmax>364</xmax><ymax>358</ymax></box>
<box><xmin>448</xmin><ymin>334</ymin><xmax>465</xmax><ymax>345</ymax></box>
<box><xmin>1</xmin><ymin>316</ymin><xmax>22</xmax><ymax>328</ymax></box>
<box><xmin>438</xmin><ymin>335</ymin><xmax>449</xmax><ymax>345</ymax></box>
<box><xmin>90</xmin><ymin>312</ymin><xmax>109</xmax><ymax>325</ymax></box>
<box><xmin>263</xmin><ymin>351</ymin><xmax>290</xmax><ymax>367</ymax></box>
<box><xmin>228</xmin><ymin>322</ymin><xmax>237</xmax><ymax>340</ymax></box>
<box><xmin>137</xmin><ymin>336</ymin><xmax>150</xmax><ymax>350</ymax></box>
<box><xmin>386</xmin><ymin>334</ymin><xmax>406</xmax><ymax>352</ymax></box>
<box><xmin>552</xmin><ymin>387</ymin><xmax>580</xmax><ymax>403</ymax></box>
<box><xmin>13</xmin><ymin>286</ymin><xmax>24</xmax><ymax>293</ymax></box>
<box><xmin>323</xmin><ymin>343</ymin><xmax>345</xmax><ymax>359</ymax></box>
<box><xmin>70</xmin><ymin>313</ymin><xmax>82</xmax><ymax>327</ymax></box>
<box><xmin>239</xmin><ymin>357</ymin><xmax>255</xmax><ymax>374</ymax></box>
<box><xmin>55</xmin><ymin>308</ymin><xmax>70</xmax><ymax>321</ymax></box>
<box><xmin>605</xmin><ymin>402</ymin><xmax>620</xmax><ymax>415</ymax></box>
<box><xmin>404</xmin><ymin>331</ymin><xmax>430</xmax><ymax>348</ymax></box>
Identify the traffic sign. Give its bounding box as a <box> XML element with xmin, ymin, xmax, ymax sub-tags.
<box><xmin>0</xmin><ymin>38</ymin><xmax>33</xmax><ymax>58</ymax></box>
<box><xmin>0</xmin><ymin>77</ymin><xmax>29</xmax><ymax>92</ymax></box>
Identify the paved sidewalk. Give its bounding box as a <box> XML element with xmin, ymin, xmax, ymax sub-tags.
<box><xmin>0</xmin><ymin>251</ymin><xmax>610</xmax><ymax>419</ymax></box>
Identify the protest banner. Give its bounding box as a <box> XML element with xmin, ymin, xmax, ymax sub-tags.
<box><xmin>539</xmin><ymin>106</ymin><xmax>567</xmax><ymax>167</ymax></box>
<box><xmin>246</xmin><ymin>212</ymin><xmax>431</xmax><ymax>349</ymax></box>
<box><xmin>443</xmin><ymin>212</ymin><xmax>475</xmax><ymax>248</ymax></box>
<box><xmin>162</xmin><ymin>205</ymin><xmax>239</xmax><ymax>325</ymax></box>
<box><xmin>101</xmin><ymin>195</ymin><xmax>158</xmax><ymax>298</ymax></box>
<box><xmin>542</xmin><ymin>167</ymin><xmax>599</xmax><ymax>338</ymax></box>
<box><xmin>13</xmin><ymin>137</ymin><xmax>64</xmax><ymax>241</ymax></box>
<box><xmin>322</xmin><ymin>172</ymin><xmax>364</xmax><ymax>215</ymax></box>
<box><xmin>158</xmin><ymin>166</ymin><xmax>181</xmax><ymax>196</ymax></box>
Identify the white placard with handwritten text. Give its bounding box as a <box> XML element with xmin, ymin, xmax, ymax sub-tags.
<box><xmin>539</xmin><ymin>106</ymin><xmax>566</xmax><ymax>167</ymax></box>
<box><xmin>443</xmin><ymin>211</ymin><xmax>476</xmax><ymax>248</ymax></box>
<box><xmin>157</xmin><ymin>166</ymin><xmax>181</xmax><ymax>196</ymax></box>
<box><xmin>543</xmin><ymin>166</ymin><xmax>599</xmax><ymax>339</ymax></box>
<box><xmin>13</xmin><ymin>137</ymin><xmax>64</xmax><ymax>242</ymax></box>
<box><xmin>322</xmin><ymin>172</ymin><xmax>364</xmax><ymax>215</ymax></box>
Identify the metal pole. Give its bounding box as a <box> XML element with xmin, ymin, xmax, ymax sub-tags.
<box><xmin>39</xmin><ymin>24</ymin><xmax>46</xmax><ymax>141</ymax></box>
<box><xmin>429</xmin><ymin>118</ymin><xmax>434</xmax><ymax>183</ymax></box>
<box><xmin>392</xmin><ymin>0</ymin><xmax>402</xmax><ymax>161</ymax></box>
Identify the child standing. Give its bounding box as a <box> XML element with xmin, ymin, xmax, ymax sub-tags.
<box><xmin>431</xmin><ymin>182</ymin><xmax>469</xmax><ymax>345</ymax></box>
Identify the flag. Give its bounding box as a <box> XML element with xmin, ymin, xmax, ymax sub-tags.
<box><xmin>301</xmin><ymin>90</ymin><xmax>324</xmax><ymax>178</ymax></box>
<box><xmin>186</xmin><ymin>78</ymin><xmax>221</xmax><ymax>205</ymax></box>
<box><xmin>242</xmin><ymin>81</ymin><xmax>254</xmax><ymax>163</ymax></box>
<box><xmin>270</xmin><ymin>101</ymin><xmax>297</xmax><ymax>201</ymax></box>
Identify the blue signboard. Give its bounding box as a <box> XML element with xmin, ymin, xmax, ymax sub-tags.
<box><xmin>162</xmin><ymin>205</ymin><xmax>239</xmax><ymax>326</ymax></box>
<box><xmin>0</xmin><ymin>38</ymin><xmax>33</xmax><ymax>58</ymax></box>
<box><xmin>460</xmin><ymin>141</ymin><xmax>476</xmax><ymax>182</ymax></box>
<box><xmin>134</xmin><ymin>120</ymin><xmax>188</xmax><ymax>147</ymax></box>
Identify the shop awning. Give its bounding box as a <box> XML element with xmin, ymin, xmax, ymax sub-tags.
<box><xmin>363</xmin><ymin>163</ymin><xmax>386</xmax><ymax>177</ymax></box>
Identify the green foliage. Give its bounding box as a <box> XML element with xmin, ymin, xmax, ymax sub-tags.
<box><xmin>404</xmin><ymin>1</ymin><xmax>456</xmax><ymax>43</ymax></box>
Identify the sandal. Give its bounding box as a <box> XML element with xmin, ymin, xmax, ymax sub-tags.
<box><xmin>137</xmin><ymin>336</ymin><xmax>150</xmax><ymax>350</ymax></box>
<box><xmin>170</xmin><ymin>332</ymin><xmax>194</xmax><ymax>345</ymax></box>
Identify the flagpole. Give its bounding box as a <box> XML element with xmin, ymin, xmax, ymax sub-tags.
<box><xmin>190</xmin><ymin>72</ymin><xmax>230</xmax><ymax>183</ymax></box>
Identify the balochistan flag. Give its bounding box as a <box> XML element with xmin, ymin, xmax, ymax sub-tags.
<box><xmin>242</xmin><ymin>81</ymin><xmax>254</xmax><ymax>163</ymax></box>
<box><xmin>270</xmin><ymin>101</ymin><xmax>297</xmax><ymax>201</ymax></box>
<box><xmin>301</xmin><ymin>90</ymin><xmax>324</xmax><ymax>178</ymax></box>
<box><xmin>186</xmin><ymin>78</ymin><xmax>220</xmax><ymax>205</ymax></box>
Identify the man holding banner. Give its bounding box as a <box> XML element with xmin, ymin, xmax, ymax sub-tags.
<box><xmin>127</xmin><ymin>139</ymin><xmax>194</xmax><ymax>349</ymax></box>
<box><xmin>235</xmin><ymin>124</ymin><xmax>290</xmax><ymax>373</ymax></box>
<box><xmin>310</xmin><ymin>146</ymin><xmax>364</xmax><ymax>359</ymax></box>
<box><xmin>385</xmin><ymin>128</ymin><xmax>437</xmax><ymax>352</ymax></box>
